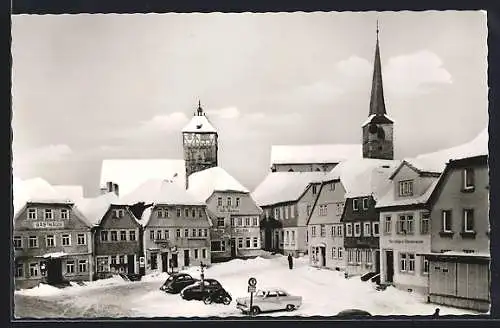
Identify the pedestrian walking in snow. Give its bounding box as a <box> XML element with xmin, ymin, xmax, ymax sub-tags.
<box><xmin>288</xmin><ymin>254</ymin><xmax>293</xmax><ymax>270</ymax></box>
<box><xmin>432</xmin><ymin>308</ymin><xmax>440</xmax><ymax>318</ymax></box>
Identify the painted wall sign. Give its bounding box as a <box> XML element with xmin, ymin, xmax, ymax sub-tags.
<box><xmin>217</xmin><ymin>206</ymin><xmax>240</xmax><ymax>213</ymax></box>
<box><xmin>32</xmin><ymin>221</ymin><xmax>64</xmax><ymax>229</ymax></box>
<box><xmin>388</xmin><ymin>239</ymin><xmax>424</xmax><ymax>244</ymax></box>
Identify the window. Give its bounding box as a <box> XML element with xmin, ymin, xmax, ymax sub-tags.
<box><xmin>29</xmin><ymin>236</ymin><xmax>38</xmax><ymax>248</ymax></box>
<box><xmin>150</xmin><ymin>253</ymin><xmax>157</xmax><ymax>270</ymax></box>
<box><xmin>236</xmin><ymin>197</ymin><xmax>240</xmax><ymax>207</ymax></box>
<box><xmin>372</xmin><ymin>222</ymin><xmax>380</xmax><ymax>236</ymax></box>
<box><xmin>217</xmin><ymin>218</ymin><xmax>225</xmax><ymax>227</ymax></box>
<box><xmin>253</xmin><ymin>217</ymin><xmax>258</xmax><ymax>226</ymax></box>
<box><xmin>384</xmin><ymin>216</ymin><xmax>392</xmax><ymax>234</ymax></box>
<box><xmin>319</xmin><ymin>205</ymin><xmax>327</xmax><ymax>216</ymax></box>
<box><xmin>150</xmin><ymin>230</ymin><xmax>155</xmax><ymax>240</ymax></box>
<box><xmin>27</xmin><ymin>208</ymin><xmax>37</xmax><ymax>219</ymax></box>
<box><xmin>217</xmin><ymin>197</ymin><xmax>222</xmax><ymax>206</ymax></box>
<box><xmin>353</xmin><ymin>199</ymin><xmax>359</xmax><ymax>211</ymax></box>
<box><xmin>366</xmin><ymin>250</ymin><xmax>372</xmax><ymax>264</ymax></box>
<box><xmin>156</xmin><ymin>230</ymin><xmax>162</xmax><ymax>240</ymax></box>
<box><xmin>185</xmin><ymin>208</ymin><xmax>189</xmax><ymax>217</ymax></box>
<box><xmin>408</xmin><ymin>254</ymin><xmax>415</xmax><ymax>272</ymax></box>
<box><xmin>184</xmin><ymin>229</ymin><xmax>189</xmax><ymax>237</ymax></box>
<box><xmin>397</xmin><ymin>215</ymin><xmax>407</xmax><ymax>234</ymax></box>
<box><xmin>331</xmin><ymin>247</ymin><xmax>337</xmax><ymax>259</ymax></box>
<box><xmin>420</xmin><ymin>212</ymin><xmax>430</xmax><ymax>234</ymax></box>
<box><xmin>331</xmin><ymin>226</ymin><xmax>335</xmax><ymax>237</ymax></box>
<box><xmin>285</xmin><ymin>230</ymin><xmax>289</xmax><ymax>244</ymax></box>
<box><xmin>79</xmin><ymin>260</ymin><xmax>87</xmax><ymax>272</ymax></box>
<box><xmin>238</xmin><ymin>238</ymin><xmax>243</xmax><ymax>248</ymax></box>
<box><xmin>198</xmin><ymin>209</ymin><xmax>203</xmax><ymax>217</ymax></box>
<box><xmin>176</xmin><ymin>229</ymin><xmax>181</xmax><ymax>237</ymax></box>
<box><xmin>192</xmin><ymin>209</ymin><xmax>196</xmax><ymax>217</ymax></box>
<box><xmin>283</xmin><ymin>207</ymin><xmax>288</xmax><ymax>220</ymax></box>
<box><xmin>62</xmin><ymin>234</ymin><xmax>71</xmax><ymax>246</ymax></box>
<box><xmin>176</xmin><ymin>208</ymin><xmax>181</xmax><ymax>217</ymax></box>
<box><xmin>330</xmin><ymin>182</ymin><xmax>335</xmax><ymax>191</ymax></box>
<box><xmin>400</xmin><ymin>253</ymin><xmax>407</xmax><ymax>272</ymax></box>
<box><xmin>158</xmin><ymin>209</ymin><xmax>163</xmax><ymax>218</ymax></box>
<box><xmin>165</xmin><ymin>230</ymin><xmax>170</xmax><ymax>239</ymax></box>
<box><xmin>197</xmin><ymin>229</ymin><xmax>202</xmax><ymax>237</ymax></box>
<box><xmin>211</xmin><ymin>240</ymin><xmax>226</xmax><ymax>252</ymax></box>
<box><xmin>346</xmin><ymin>223</ymin><xmax>353</xmax><ymax>237</ymax></box>
<box><xmin>337</xmin><ymin>225</ymin><xmax>343</xmax><ymax>237</ymax></box>
<box><xmin>119</xmin><ymin>255</ymin><xmax>125</xmax><ymax>264</ymax></box>
<box><xmin>246</xmin><ymin>238</ymin><xmax>251</xmax><ymax>248</ymax></box>
<box><xmin>15</xmin><ymin>263</ymin><xmax>23</xmax><ymax>278</ymax></box>
<box><xmin>399</xmin><ymin>180</ymin><xmax>414</xmax><ymax>196</ymax></box>
<box><xmin>406</xmin><ymin>215</ymin><xmax>414</xmax><ymax>234</ymax></box>
<box><xmin>237</xmin><ymin>217</ymin><xmax>242</xmax><ymax>226</ymax></box>
<box><xmin>227</xmin><ymin>197</ymin><xmax>232</xmax><ymax>206</ymax></box>
<box><xmin>354</xmin><ymin>223</ymin><xmax>361</xmax><ymax>237</ymax></box>
<box><xmin>347</xmin><ymin>249</ymin><xmax>354</xmax><ymax>263</ymax></box>
<box><xmin>463</xmin><ymin>168</ymin><xmax>475</xmax><ymax>190</ymax></box>
<box><xmin>422</xmin><ymin>257</ymin><xmax>429</xmax><ymax>275</ymax></box>
<box><xmin>194</xmin><ymin>249</ymin><xmax>199</xmax><ymax>259</ymax></box>
<box><xmin>204</xmin><ymin>229</ymin><xmax>208</xmax><ymax>237</ymax></box>
<box><xmin>61</xmin><ymin>209</ymin><xmax>69</xmax><ymax>219</ymax></box>
<box><xmin>114</xmin><ymin>209</ymin><xmax>124</xmax><ymax>218</ymax></box>
<box><xmin>362</xmin><ymin>198</ymin><xmax>369</xmax><ymax>210</ymax></box>
<box><xmin>338</xmin><ymin>247</ymin><xmax>343</xmax><ymax>259</ymax></box>
<box><xmin>129</xmin><ymin>230</ymin><xmax>136</xmax><ymax>241</ymax></box>
<box><xmin>29</xmin><ymin>263</ymin><xmax>39</xmax><ymax>277</ymax></box>
<box><xmin>336</xmin><ymin>203</ymin><xmax>343</xmax><ymax>216</ymax></box>
<box><xmin>101</xmin><ymin>231</ymin><xmax>108</xmax><ymax>242</ymax></box>
<box><xmin>355</xmin><ymin>249</ymin><xmax>362</xmax><ymax>263</ymax></box>
<box><xmin>306</xmin><ymin>205</ymin><xmax>311</xmax><ymax>216</ymax></box>
<box><xmin>312</xmin><ymin>185</ymin><xmax>317</xmax><ymax>194</ymax></box>
<box><xmin>202</xmin><ymin>249</ymin><xmax>207</xmax><ymax>258</ymax></box>
<box><xmin>253</xmin><ymin>237</ymin><xmax>258</xmax><ymax>248</ymax></box>
<box><xmin>275</xmin><ymin>207</ymin><xmax>281</xmax><ymax>219</ymax></box>
<box><xmin>120</xmin><ymin>230</ymin><xmax>127</xmax><ymax>241</ymax></box>
<box><xmin>14</xmin><ymin>236</ymin><xmax>22</xmax><ymax>249</ymax></box>
<box><xmin>442</xmin><ymin>210</ymin><xmax>452</xmax><ymax>232</ymax></box>
<box><xmin>245</xmin><ymin>217</ymin><xmax>250</xmax><ymax>226</ymax></box>
<box><xmin>66</xmin><ymin>260</ymin><xmax>75</xmax><ymax>274</ymax></box>
<box><xmin>320</xmin><ymin>225</ymin><xmax>326</xmax><ymax>237</ymax></box>
<box><xmin>230</xmin><ymin>217</ymin><xmax>235</xmax><ymax>227</ymax></box>
<box><xmin>44</xmin><ymin>209</ymin><xmax>53</xmax><ymax>219</ymax></box>
<box><xmin>111</xmin><ymin>231</ymin><xmax>118</xmax><ymax>241</ymax></box>
<box><xmin>46</xmin><ymin>235</ymin><xmax>55</xmax><ymax>247</ymax></box>
<box><xmin>311</xmin><ymin>226</ymin><xmax>317</xmax><ymax>237</ymax></box>
<box><xmin>463</xmin><ymin>209</ymin><xmax>475</xmax><ymax>232</ymax></box>
<box><xmin>364</xmin><ymin>222</ymin><xmax>371</xmax><ymax>236</ymax></box>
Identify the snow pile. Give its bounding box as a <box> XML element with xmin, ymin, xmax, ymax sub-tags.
<box><xmin>16</xmin><ymin>283</ymin><xmax>65</xmax><ymax>297</ymax></box>
<box><xmin>188</xmin><ymin>167</ymin><xmax>249</xmax><ymax>202</ymax></box>
<box><xmin>100</xmin><ymin>159</ymin><xmax>186</xmax><ymax>196</ymax></box>
<box><xmin>75</xmin><ymin>192</ymin><xmax>119</xmax><ymax>226</ymax></box>
<box><xmin>182</xmin><ymin>114</ymin><xmax>217</xmax><ymax>133</ymax></box>
<box><xmin>252</xmin><ymin>171</ymin><xmax>326</xmax><ymax>206</ymax></box>
<box><xmin>121</xmin><ymin>178</ymin><xmax>203</xmax><ymax>206</ymax></box>
<box><xmin>270</xmin><ymin>144</ymin><xmax>362</xmax><ymax>165</ymax></box>
<box><xmin>324</xmin><ymin>158</ymin><xmax>401</xmax><ymax>199</ymax></box>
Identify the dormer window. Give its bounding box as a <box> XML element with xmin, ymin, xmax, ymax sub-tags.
<box><xmin>227</xmin><ymin>197</ymin><xmax>232</xmax><ymax>207</ymax></box>
<box><xmin>463</xmin><ymin>168</ymin><xmax>475</xmax><ymax>191</ymax></box>
<box><xmin>312</xmin><ymin>185</ymin><xmax>318</xmax><ymax>194</ymax></box>
<box><xmin>353</xmin><ymin>199</ymin><xmax>360</xmax><ymax>211</ymax></box>
<box><xmin>114</xmin><ymin>209</ymin><xmax>124</xmax><ymax>218</ymax></box>
<box><xmin>60</xmin><ymin>209</ymin><xmax>69</xmax><ymax>219</ymax></box>
<box><xmin>27</xmin><ymin>208</ymin><xmax>37</xmax><ymax>220</ymax></box>
<box><xmin>399</xmin><ymin>180</ymin><xmax>414</xmax><ymax>197</ymax></box>
<box><xmin>44</xmin><ymin>209</ymin><xmax>53</xmax><ymax>220</ymax></box>
<box><xmin>362</xmin><ymin>198</ymin><xmax>369</xmax><ymax>210</ymax></box>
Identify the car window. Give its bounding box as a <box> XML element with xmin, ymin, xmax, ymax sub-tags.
<box><xmin>267</xmin><ymin>291</ymin><xmax>278</xmax><ymax>298</ymax></box>
<box><xmin>255</xmin><ymin>290</ymin><xmax>265</xmax><ymax>297</ymax></box>
<box><xmin>166</xmin><ymin>276</ymin><xmax>174</xmax><ymax>282</ymax></box>
<box><xmin>277</xmin><ymin>291</ymin><xmax>287</xmax><ymax>297</ymax></box>
<box><xmin>177</xmin><ymin>276</ymin><xmax>185</xmax><ymax>281</ymax></box>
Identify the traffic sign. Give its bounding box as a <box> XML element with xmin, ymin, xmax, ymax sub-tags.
<box><xmin>248</xmin><ymin>286</ymin><xmax>256</xmax><ymax>293</ymax></box>
<box><xmin>248</xmin><ymin>277</ymin><xmax>257</xmax><ymax>287</ymax></box>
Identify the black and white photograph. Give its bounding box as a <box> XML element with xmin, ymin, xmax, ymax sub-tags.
<box><xmin>11</xmin><ymin>10</ymin><xmax>489</xmax><ymax>318</ymax></box>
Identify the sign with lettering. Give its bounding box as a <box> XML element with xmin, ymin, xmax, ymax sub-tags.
<box><xmin>389</xmin><ymin>239</ymin><xmax>424</xmax><ymax>244</ymax></box>
<box><xmin>139</xmin><ymin>257</ymin><xmax>145</xmax><ymax>268</ymax></box>
<box><xmin>233</xmin><ymin>228</ymin><xmax>250</xmax><ymax>235</ymax></box>
<box><xmin>217</xmin><ymin>206</ymin><xmax>240</xmax><ymax>214</ymax></box>
<box><xmin>32</xmin><ymin>221</ymin><xmax>64</xmax><ymax>229</ymax></box>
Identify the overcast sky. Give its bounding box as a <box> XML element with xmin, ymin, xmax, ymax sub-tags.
<box><xmin>12</xmin><ymin>11</ymin><xmax>488</xmax><ymax>197</ymax></box>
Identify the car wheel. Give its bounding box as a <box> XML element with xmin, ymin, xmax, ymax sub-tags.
<box><xmin>203</xmin><ymin>296</ymin><xmax>212</xmax><ymax>305</ymax></box>
<box><xmin>223</xmin><ymin>297</ymin><xmax>231</xmax><ymax>305</ymax></box>
<box><xmin>251</xmin><ymin>306</ymin><xmax>261</xmax><ymax>315</ymax></box>
<box><xmin>286</xmin><ymin>304</ymin><xmax>295</xmax><ymax>311</ymax></box>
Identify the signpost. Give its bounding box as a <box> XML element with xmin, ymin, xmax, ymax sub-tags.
<box><xmin>248</xmin><ymin>277</ymin><xmax>257</xmax><ymax>316</ymax></box>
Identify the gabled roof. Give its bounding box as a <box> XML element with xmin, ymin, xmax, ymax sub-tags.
<box><xmin>270</xmin><ymin>144</ymin><xmax>362</xmax><ymax>166</ymax></box>
<box><xmin>100</xmin><ymin>159</ymin><xmax>186</xmax><ymax>196</ymax></box>
<box><xmin>187</xmin><ymin>166</ymin><xmax>249</xmax><ymax>202</ymax></box>
<box><xmin>252</xmin><ymin>171</ymin><xmax>326</xmax><ymax>207</ymax></box>
<box><xmin>376</xmin><ymin>178</ymin><xmax>439</xmax><ymax>210</ymax></box>
<box><xmin>323</xmin><ymin>158</ymin><xmax>401</xmax><ymax>200</ymax></box>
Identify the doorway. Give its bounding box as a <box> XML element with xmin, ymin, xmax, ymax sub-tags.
<box><xmin>374</xmin><ymin>250</ymin><xmax>380</xmax><ymax>273</ymax></box>
<box><xmin>171</xmin><ymin>253</ymin><xmax>178</xmax><ymax>268</ymax></box>
<box><xmin>264</xmin><ymin>229</ymin><xmax>271</xmax><ymax>250</ymax></box>
<box><xmin>386</xmin><ymin>250</ymin><xmax>394</xmax><ymax>283</ymax></box>
<box><xmin>274</xmin><ymin>231</ymin><xmax>279</xmax><ymax>250</ymax></box>
<box><xmin>230</xmin><ymin>238</ymin><xmax>236</xmax><ymax>257</ymax></box>
<box><xmin>127</xmin><ymin>255</ymin><xmax>135</xmax><ymax>274</ymax></box>
<box><xmin>320</xmin><ymin>247</ymin><xmax>326</xmax><ymax>267</ymax></box>
<box><xmin>161</xmin><ymin>253</ymin><xmax>169</xmax><ymax>272</ymax></box>
<box><xmin>184</xmin><ymin>250</ymin><xmax>190</xmax><ymax>267</ymax></box>
<box><xmin>46</xmin><ymin>258</ymin><xmax>63</xmax><ymax>285</ymax></box>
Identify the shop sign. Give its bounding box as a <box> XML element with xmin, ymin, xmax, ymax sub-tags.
<box><xmin>32</xmin><ymin>221</ymin><xmax>64</xmax><ymax>229</ymax></box>
<box><xmin>389</xmin><ymin>239</ymin><xmax>424</xmax><ymax>244</ymax></box>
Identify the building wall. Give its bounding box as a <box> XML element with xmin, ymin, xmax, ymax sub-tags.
<box><xmin>430</xmin><ymin>163</ymin><xmax>489</xmax><ymax>253</ymax></box>
<box><xmin>272</xmin><ymin>163</ymin><xmax>337</xmax><ymax>173</ymax></box>
<box><xmin>392</xmin><ymin>164</ymin><xmax>436</xmax><ymax>201</ymax></box>
<box><xmin>362</xmin><ymin>122</ymin><xmax>394</xmax><ymax>160</ymax></box>
<box><xmin>183</xmin><ymin>132</ymin><xmax>218</xmax><ymax>187</ymax></box>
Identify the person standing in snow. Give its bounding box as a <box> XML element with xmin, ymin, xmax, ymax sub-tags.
<box><xmin>432</xmin><ymin>308</ymin><xmax>440</xmax><ymax>318</ymax></box>
<box><xmin>288</xmin><ymin>254</ymin><xmax>293</xmax><ymax>270</ymax></box>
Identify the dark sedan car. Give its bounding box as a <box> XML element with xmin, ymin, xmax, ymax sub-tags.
<box><xmin>180</xmin><ymin>278</ymin><xmax>224</xmax><ymax>301</ymax></box>
<box><xmin>336</xmin><ymin>309</ymin><xmax>372</xmax><ymax>317</ymax></box>
<box><xmin>160</xmin><ymin>273</ymin><xmax>199</xmax><ymax>294</ymax></box>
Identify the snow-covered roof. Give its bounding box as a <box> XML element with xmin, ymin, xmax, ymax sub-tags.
<box><xmin>270</xmin><ymin>144</ymin><xmax>362</xmax><ymax>165</ymax></box>
<box><xmin>52</xmin><ymin>185</ymin><xmax>84</xmax><ymax>202</ymax></box>
<box><xmin>419</xmin><ymin>251</ymin><xmax>490</xmax><ymax>259</ymax></box>
<box><xmin>324</xmin><ymin>158</ymin><xmax>401</xmax><ymax>200</ymax></box>
<box><xmin>100</xmin><ymin>159</ymin><xmax>186</xmax><ymax>196</ymax></box>
<box><xmin>120</xmin><ymin>178</ymin><xmax>204</xmax><ymax>206</ymax></box>
<box><xmin>75</xmin><ymin>192</ymin><xmax>120</xmax><ymax>226</ymax></box>
<box><xmin>403</xmin><ymin>128</ymin><xmax>488</xmax><ymax>174</ymax></box>
<box><xmin>376</xmin><ymin>178</ymin><xmax>439</xmax><ymax>209</ymax></box>
<box><xmin>361</xmin><ymin>114</ymin><xmax>395</xmax><ymax>127</ymax></box>
<box><xmin>182</xmin><ymin>115</ymin><xmax>217</xmax><ymax>134</ymax></box>
<box><xmin>187</xmin><ymin>167</ymin><xmax>249</xmax><ymax>202</ymax></box>
<box><xmin>252</xmin><ymin>171</ymin><xmax>326</xmax><ymax>207</ymax></box>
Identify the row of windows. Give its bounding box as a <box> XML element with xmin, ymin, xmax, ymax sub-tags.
<box><xmin>441</xmin><ymin>209</ymin><xmax>476</xmax><ymax>233</ymax></box>
<box><xmin>100</xmin><ymin>230</ymin><xmax>136</xmax><ymax>242</ymax></box>
<box><xmin>216</xmin><ymin>217</ymin><xmax>259</xmax><ymax>228</ymax></box>
<box><xmin>26</xmin><ymin>208</ymin><xmax>70</xmax><ymax>220</ymax></box>
<box><xmin>14</xmin><ymin>233</ymin><xmax>87</xmax><ymax>249</ymax></box>
<box><xmin>274</xmin><ymin>205</ymin><xmax>295</xmax><ymax>220</ymax></box>
<box><xmin>149</xmin><ymin>228</ymin><xmax>208</xmax><ymax>240</ymax></box>
<box><xmin>156</xmin><ymin>207</ymin><xmax>205</xmax><ymax>219</ymax></box>
<box><xmin>352</xmin><ymin>198</ymin><xmax>370</xmax><ymax>211</ymax></box>
<box><xmin>210</xmin><ymin>237</ymin><xmax>260</xmax><ymax>252</ymax></box>
<box><xmin>383</xmin><ymin>213</ymin><xmax>429</xmax><ymax>235</ymax></box>
<box><xmin>307</xmin><ymin>202</ymin><xmax>344</xmax><ymax>217</ymax></box>
<box><xmin>15</xmin><ymin>260</ymin><xmax>88</xmax><ymax>278</ymax></box>
<box><xmin>399</xmin><ymin>252</ymin><xmax>429</xmax><ymax>275</ymax></box>
<box><xmin>346</xmin><ymin>249</ymin><xmax>374</xmax><ymax>264</ymax></box>
<box><xmin>310</xmin><ymin>224</ymin><xmax>346</xmax><ymax>238</ymax></box>
<box><xmin>217</xmin><ymin>197</ymin><xmax>241</xmax><ymax>207</ymax></box>
<box><xmin>284</xmin><ymin>230</ymin><xmax>296</xmax><ymax>244</ymax></box>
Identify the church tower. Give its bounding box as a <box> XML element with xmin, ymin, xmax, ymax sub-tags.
<box><xmin>182</xmin><ymin>101</ymin><xmax>219</xmax><ymax>189</ymax></box>
<box><xmin>362</xmin><ymin>22</ymin><xmax>394</xmax><ymax>160</ymax></box>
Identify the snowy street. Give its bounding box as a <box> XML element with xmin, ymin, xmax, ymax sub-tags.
<box><xmin>14</xmin><ymin>254</ymin><xmax>478</xmax><ymax>318</ymax></box>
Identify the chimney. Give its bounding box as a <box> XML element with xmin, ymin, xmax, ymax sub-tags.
<box><xmin>106</xmin><ymin>181</ymin><xmax>113</xmax><ymax>193</ymax></box>
<box><xmin>113</xmin><ymin>183</ymin><xmax>119</xmax><ymax>197</ymax></box>
<box><xmin>100</xmin><ymin>187</ymin><xmax>108</xmax><ymax>195</ymax></box>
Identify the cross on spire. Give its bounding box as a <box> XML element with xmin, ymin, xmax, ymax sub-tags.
<box><xmin>197</xmin><ymin>99</ymin><xmax>203</xmax><ymax>116</ymax></box>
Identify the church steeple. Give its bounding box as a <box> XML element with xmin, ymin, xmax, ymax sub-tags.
<box><xmin>369</xmin><ymin>20</ymin><xmax>387</xmax><ymax>117</ymax></box>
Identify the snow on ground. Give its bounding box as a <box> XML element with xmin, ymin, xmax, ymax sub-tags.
<box><xmin>15</xmin><ymin>255</ymin><xmax>479</xmax><ymax>318</ymax></box>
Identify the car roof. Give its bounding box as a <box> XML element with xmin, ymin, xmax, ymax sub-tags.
<box><xmin>258</xmin><ymin>288</ymin><xmax>287</xmax><ymax>293</ymax></box>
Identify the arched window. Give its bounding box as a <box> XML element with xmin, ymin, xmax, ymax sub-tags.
<box><xmin>377</xmin><ymin>127</ymin><xmax>386</xmax><ymax>140</ymax></box>
<box><xmin>288</xmin><ymin>169</ymin><xmax>294</xmax><ymax>172</ymax></box>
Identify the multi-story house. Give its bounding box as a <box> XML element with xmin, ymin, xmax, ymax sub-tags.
<box><xmin>188</xmin><ymin>167</ymin><xmax>261</xmax><ymax>262</ymax></box>
<box><xmin>131</xmin><ymin>179</ymin><xmax>212</xmax><ymax>273</ymax></box>
<box><xmin>306</xmin><ymin>174</ymin><xmax>346</xmax><ymax>270</ymax></box>
<box><xmin>253</xmin><ymin>171</ymin><xmax>325</xmax><ymax>256</ymax></box>
<box><xmin>340</xmin><ymin>159</ymin><xmax>400</xmax><ymax>277</ymax></box>
<box><xmin>421</xmin><ymin>150</ymin><xmax>489</xmax><ymax>312</ymax></box>
<box><xmin>14</xmin><ymin>181</ymin><xmax>94</xmax><ymax>289</ymax></box>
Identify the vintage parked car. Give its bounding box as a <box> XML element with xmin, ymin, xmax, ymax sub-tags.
<box><xmin>236</xmin><ymin>288</ymin><xmax>302</xmax><ymax>315</ymax></box>
<box><xmin>159</xmin><ymin>273</ymin><xmax>199</xmax><ymax>294</ymax></box>
<box><xmin>180</xmin><ymin>279</ymin><xmax>227</xmax><ymax>302</ymax></box>
<box><xmin>336</xmin><ymin>309</ymin><xmax>372</xmax><ymax>317</ymax></box>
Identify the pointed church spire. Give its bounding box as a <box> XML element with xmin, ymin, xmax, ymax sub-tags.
<box><xmin>369</xmin><ymin>20</ymin><xmax>387</xmax><ymax>117</ymax></box>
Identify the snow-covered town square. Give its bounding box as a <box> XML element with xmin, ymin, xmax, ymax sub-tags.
<box><xmin>12</xmin><ymin>11</ymin><xmax>489</xmax><ymax>319</ymax></box>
